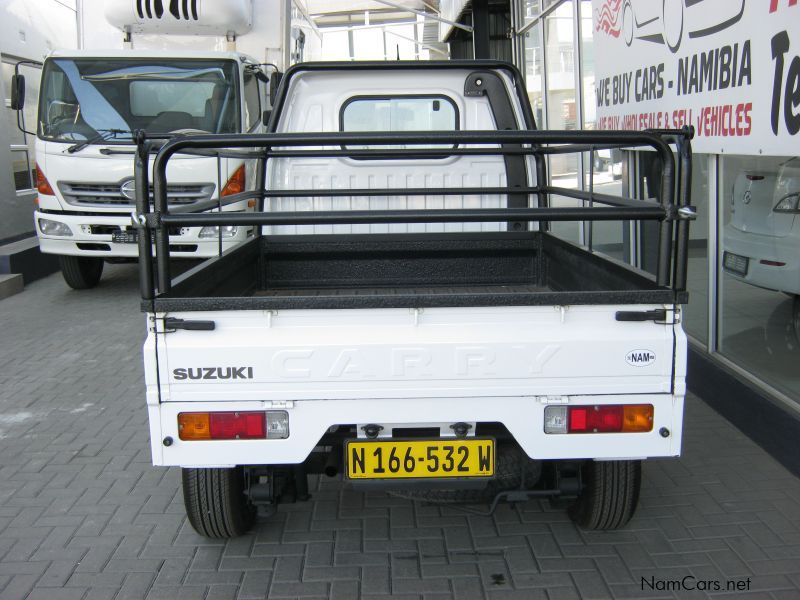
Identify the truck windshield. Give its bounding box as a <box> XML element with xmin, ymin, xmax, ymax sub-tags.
<box><xmin>38</xmin><ymin>58</ymin><xmax>240</xmax><ymax>143</ymax></box>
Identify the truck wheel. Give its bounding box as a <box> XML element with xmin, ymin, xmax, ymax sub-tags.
<box><xmin>59</xmin><ymin>256</ymin><xmax>103</xmax><ymax>289</ymax></box>
<box><xmin>182</xmin><ymin>467</ymin><xmax>255</xmax><ymax>538</ymax></box>
<box><xmin>568</xmin><ymin>460</ymin><xmax>641</xmax><ymax>530</ymax></box>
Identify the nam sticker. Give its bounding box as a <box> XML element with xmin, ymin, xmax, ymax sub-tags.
<box><xmin>625</xmin><ymin>349</ymin><xmax>656</xmax><ymax>367</ymax></box>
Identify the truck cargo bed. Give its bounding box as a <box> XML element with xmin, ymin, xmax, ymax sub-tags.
<box><xmin>150</xmin><ymin>231</ymin><xmax>685</xmax><ymax>312</ymax></box>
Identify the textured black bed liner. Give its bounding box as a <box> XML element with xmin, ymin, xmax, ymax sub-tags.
<box><xmin>252</xmin><ymin>284</ymin><xmax>551</xmax><ymax>297</ymax></box>
<box><xmin>146</xmin><ymin>232</ymin><xmax>685</xmax><ymax>312</ymax></box>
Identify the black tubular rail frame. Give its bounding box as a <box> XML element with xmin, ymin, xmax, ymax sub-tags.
<box><xmin>133</xmin><ymin>60</ymin><xmax>694</xmax><ymax>302</ymax></box>
<box><xmin>134</xmin><ymin>127</ymin><xmax>694</xmax><ymax>301</ymax></box>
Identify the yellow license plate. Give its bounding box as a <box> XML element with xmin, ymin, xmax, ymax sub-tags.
<box><xmin>346</xmin><ymin>439</ymin><xmax>495</xmax><ymax>479</ymax></box>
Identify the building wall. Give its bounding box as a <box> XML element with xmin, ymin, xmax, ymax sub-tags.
<box><xmin>511</xmin><ymin>0</ymin><xmax>800</xmax><ymax>419</ymax></box>
<box><xmin>0</xmin><ymin>0</ymin><xmax>78</xmax><ymax>243</ymax></box>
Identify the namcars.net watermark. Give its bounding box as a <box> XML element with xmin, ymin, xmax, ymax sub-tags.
<box><xmin>642</xmin><ymin>575</ymin><xmax>752</xmax><ymax>593</ymax></box>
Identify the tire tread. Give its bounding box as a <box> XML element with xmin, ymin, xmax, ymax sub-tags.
<box><xmin>59</xmin><ymin>256</ymin><xmax>103</xmax><ymax>289</ymax></box>
<box><xmin>182</xmin><ymin>467</ymin><xmax>255</xmax><ymax>538</ymax></box>
<box><xmin>569</xmin><ymin>460</ymin><xmax>641</xmax><ymax>530</ymax></box>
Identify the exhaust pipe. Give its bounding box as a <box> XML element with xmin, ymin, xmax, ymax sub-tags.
<box><xmin>324</xmin><ymin>447</ymin><xmax>342</xmax><ymax>477</ymax></box>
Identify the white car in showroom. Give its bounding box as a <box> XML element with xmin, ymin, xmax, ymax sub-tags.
<box><xmin>723</xmin><ymin>158</ymin><xmax>800</xmax><ymax>334</ymax></box>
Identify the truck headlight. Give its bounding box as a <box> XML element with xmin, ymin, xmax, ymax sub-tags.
<box><xmin>38</xmin><ymin>218</ymin><xmax>73</xmax><ymax>237</ymax></box>
<box><xmin>199</xmin><ymin>225</ymin><xmax>239</xmax><ymax>239</ymax></box>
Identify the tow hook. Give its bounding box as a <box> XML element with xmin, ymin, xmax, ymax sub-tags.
<box><xmin>361</xmin><ymin>424</ymin><xmax>383</xmax><ymax>439</ymax></box>
<box><xmin>450</xmin><ymin>422</ymin><xmax>472</xmax><ymax>438</ymax></box>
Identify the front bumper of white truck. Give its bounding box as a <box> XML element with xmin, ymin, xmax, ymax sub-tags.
<box><xmin>35</xmin><ymin>210</ymin><xmax>250</xmax><ymax>258</ymax></box>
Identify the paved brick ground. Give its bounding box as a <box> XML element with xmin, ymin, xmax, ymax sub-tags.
<box><xmin>1</xmin><ymin>264</ymin><xmax>799</xmax><ymax>600</ymax></box>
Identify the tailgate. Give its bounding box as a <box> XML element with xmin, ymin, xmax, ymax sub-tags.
<box><xmin>154</xmin><ymin>305</ymin><xmax>677</xmax><ymax>403</ymax></box>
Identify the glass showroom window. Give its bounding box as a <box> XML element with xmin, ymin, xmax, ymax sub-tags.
<box><xmin>718</xmin><ymin>154</ymin><xmax>800</xmax><ymax>402</ymax></box>
<box><xmin>544</xmin><ymin>0</ymin><xmax>581</xmax><ymax>244</ymax></box>
<box><xmin>522</xmin><ymin>21</ymin><xmax>544</xmax><ymax>129</ymax></box>
<box><xmin>577</xmin><ymin>0</ymin><xmax>627</xmax><ymax>262</ymax></box>
<box><xmin>682</xmin><ymin>155</ymin><xmax>710</xmax><ymax>344</ymax></box>
<box><xmin>520</xmin><ymin>0</ymin><xmax>542</xmax><ymax>31</ymax></box>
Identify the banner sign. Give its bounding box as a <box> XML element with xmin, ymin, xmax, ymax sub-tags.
<box><xmin>591</xmin><ymin>0</ymin><xmax>799</xmax><ymax>155</ymax></box>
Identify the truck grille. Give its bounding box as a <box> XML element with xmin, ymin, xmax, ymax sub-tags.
<box><xmin>58</xmin><ymin>182</ymin><xmax>214</xmax><ymax>208</ymax></box>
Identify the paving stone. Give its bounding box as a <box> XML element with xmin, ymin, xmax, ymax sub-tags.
<box><xmin>572</xmin><ymin>571</ymin><xmax>613</xmax><ymax>600</ymax></box>
<box><xmin>0</xmin><ymin>264</ymin><xmax>799</xmax><ymax>600</ymax></box>
<box><xmin>268</xmin><ymin>580</ymin><xmax>329</xmax><ymax>597</ymax></box>
<box><xmin>450</xmin><ymin>576</ymin><xmax>485</xmax><ymax>600</ymax></box>
<box><xmin>361</xmin><ymin>565</ymin><xmax>391</xmax><ymax>595</ymax></box>
<box><xmin>302</xmin><ymin>565</ymin><xmax>361</xmax><ymax>581</ymax></box>
<box><xmin>392</xmin><ymin>576</ymin><xmax>451</xmax><ymax>594</ymax></box>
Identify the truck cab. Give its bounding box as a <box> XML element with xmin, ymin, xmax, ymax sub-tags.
<box><xmin>29</xmin><ymin>49</ymin><xmax>267</xmax><ymax>288</ymax></box>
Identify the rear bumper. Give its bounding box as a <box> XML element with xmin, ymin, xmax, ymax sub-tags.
<box><xmin>147</xmin><ymin>394</ymin><xmax>684</xmax><ymax>467</ymax></box>
<box><xmin>35</xmin><ymin>210</ymin><xmax>250</xmax><ymax>258</ymax></box>
<box><xmin>723</xmin><ymin>226</ymin><xmax>800</xmax><ymax>294</ymax></box>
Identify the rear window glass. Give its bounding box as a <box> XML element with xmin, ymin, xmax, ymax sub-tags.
<box><xmin>341</xmin><ymin>96</ymin><xmax>458</xmax><ymax>150</ymax></box>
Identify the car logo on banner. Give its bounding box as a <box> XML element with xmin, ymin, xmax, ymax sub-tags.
<box><xmin>625</xmin><ymin>349</ymin><xmax>656</xmax><ymax>367</ymax></box>
<box><xmin>594</xmin><ymin>0</ymin><xmax>745</xmax><ymax>54</ymax></box>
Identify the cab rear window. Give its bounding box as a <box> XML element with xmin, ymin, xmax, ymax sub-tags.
<box><xmin>340</xmin><ymin>95</ymin><xmax>458</xmax><ymax>150</ymax></box>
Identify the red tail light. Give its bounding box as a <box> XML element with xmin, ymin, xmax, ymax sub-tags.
<box><xmin>760</xmin><ymin>260</ymin><xmax>786</xmax><ymax>267</ymax></box>
<box><xmin>36</xmin><ymin>164</ymin><xmax>55</xmax><ymax>195</ymax></box>
<box><xmin>209</xmin><ymin>411</ymin><xmax>265</xmax><ymax>439</ymax></box>
<box><xmin>566</xmin><ymin>405</ymin><xmax>653</xmax><ymax>433</ymax></box>
<box><xmin>221</xmin><ymin>165</ymin><xmax>245</xmax><ymax>197</ymax></box>
<box><xmin>746</xmin><ymin>175</ymin><xmax>765</xmax><ymax>181</ymax></box>
<box><xmin>178</xmin><ymin>411</ymin><xmax>266</xmax><ymax>440</ymax></box>
<box><xmin>568</xmin><ymin>406</ymin><xmax>623</xmax><ymax>433</ymax></box>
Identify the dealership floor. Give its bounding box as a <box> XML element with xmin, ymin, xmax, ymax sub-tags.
<box><xmin>1</xmin><ymin>265</ymin><xmax>799</xmax><ymax>600</ymax></box>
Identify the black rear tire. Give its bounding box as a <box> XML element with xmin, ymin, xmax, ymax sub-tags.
<box><xmin>59</xmin><ymin>256</ymin><xmax>104</xmax><ymax>289</ymax></box>
<box><xmin>568</xmin><ymin>460</ymin><xmax>641</xmax><ymax>530</ymax></box>
<box><xmin>182</xmin><ymin>467</ymin><xmax>256</xmax><ymax>538</ymax></box>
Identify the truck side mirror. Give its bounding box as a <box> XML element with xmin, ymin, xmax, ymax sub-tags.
<box><xmin>262</xmin><ymin>110</ymin><xmax>271</xmax><ymax>126</ymax></box>
<box><xmin>10</xmin><ymin>74</ymin><xmax>25</xmax><ymax>110</ymax></box>
<box><xmin>269</xmin><ymin>71</ymin><xmax>283</xmax><ymax>106</ymax></box>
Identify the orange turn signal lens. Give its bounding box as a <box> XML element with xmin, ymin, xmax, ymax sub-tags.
<box><xmin>36</xmin><ymin>163</ymin><xmax>55</xmax><ymax>195</ymax></box>
<box><xmin>622</xmin><ymin>404</ymin><xmax>654</xmax><ymax>432</ymax></box>
<box><xmin>178</xmin><ymin>412</ymin><xmax>210</xmax><ymax>440</ymax></box>
<box><xmin>221</xmin><ymin>165</ymin><xmax>245</xmax><ymax>197</ymax></box>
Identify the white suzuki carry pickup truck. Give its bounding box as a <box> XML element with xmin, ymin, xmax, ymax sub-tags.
<box><xmin>132</xmin><ymin>61</ymin><xmax>695</xmax><ymax>538</ymax></box>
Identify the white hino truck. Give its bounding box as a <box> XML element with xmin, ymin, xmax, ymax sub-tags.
<box><xmin>11</xmin><ymin>0</ymin><xmax>318</xmax><ymax>289</ymax></box>
<box><xmin>133</xmin><ymin>61</ymin><xmax>695</xmax><ymax>537</ymax></box>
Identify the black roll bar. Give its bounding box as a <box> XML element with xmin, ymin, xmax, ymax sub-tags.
<box><xmin>136</xmin><ymin>127</ymin><xmax>693</xmax><ymax>300</ymax></box>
